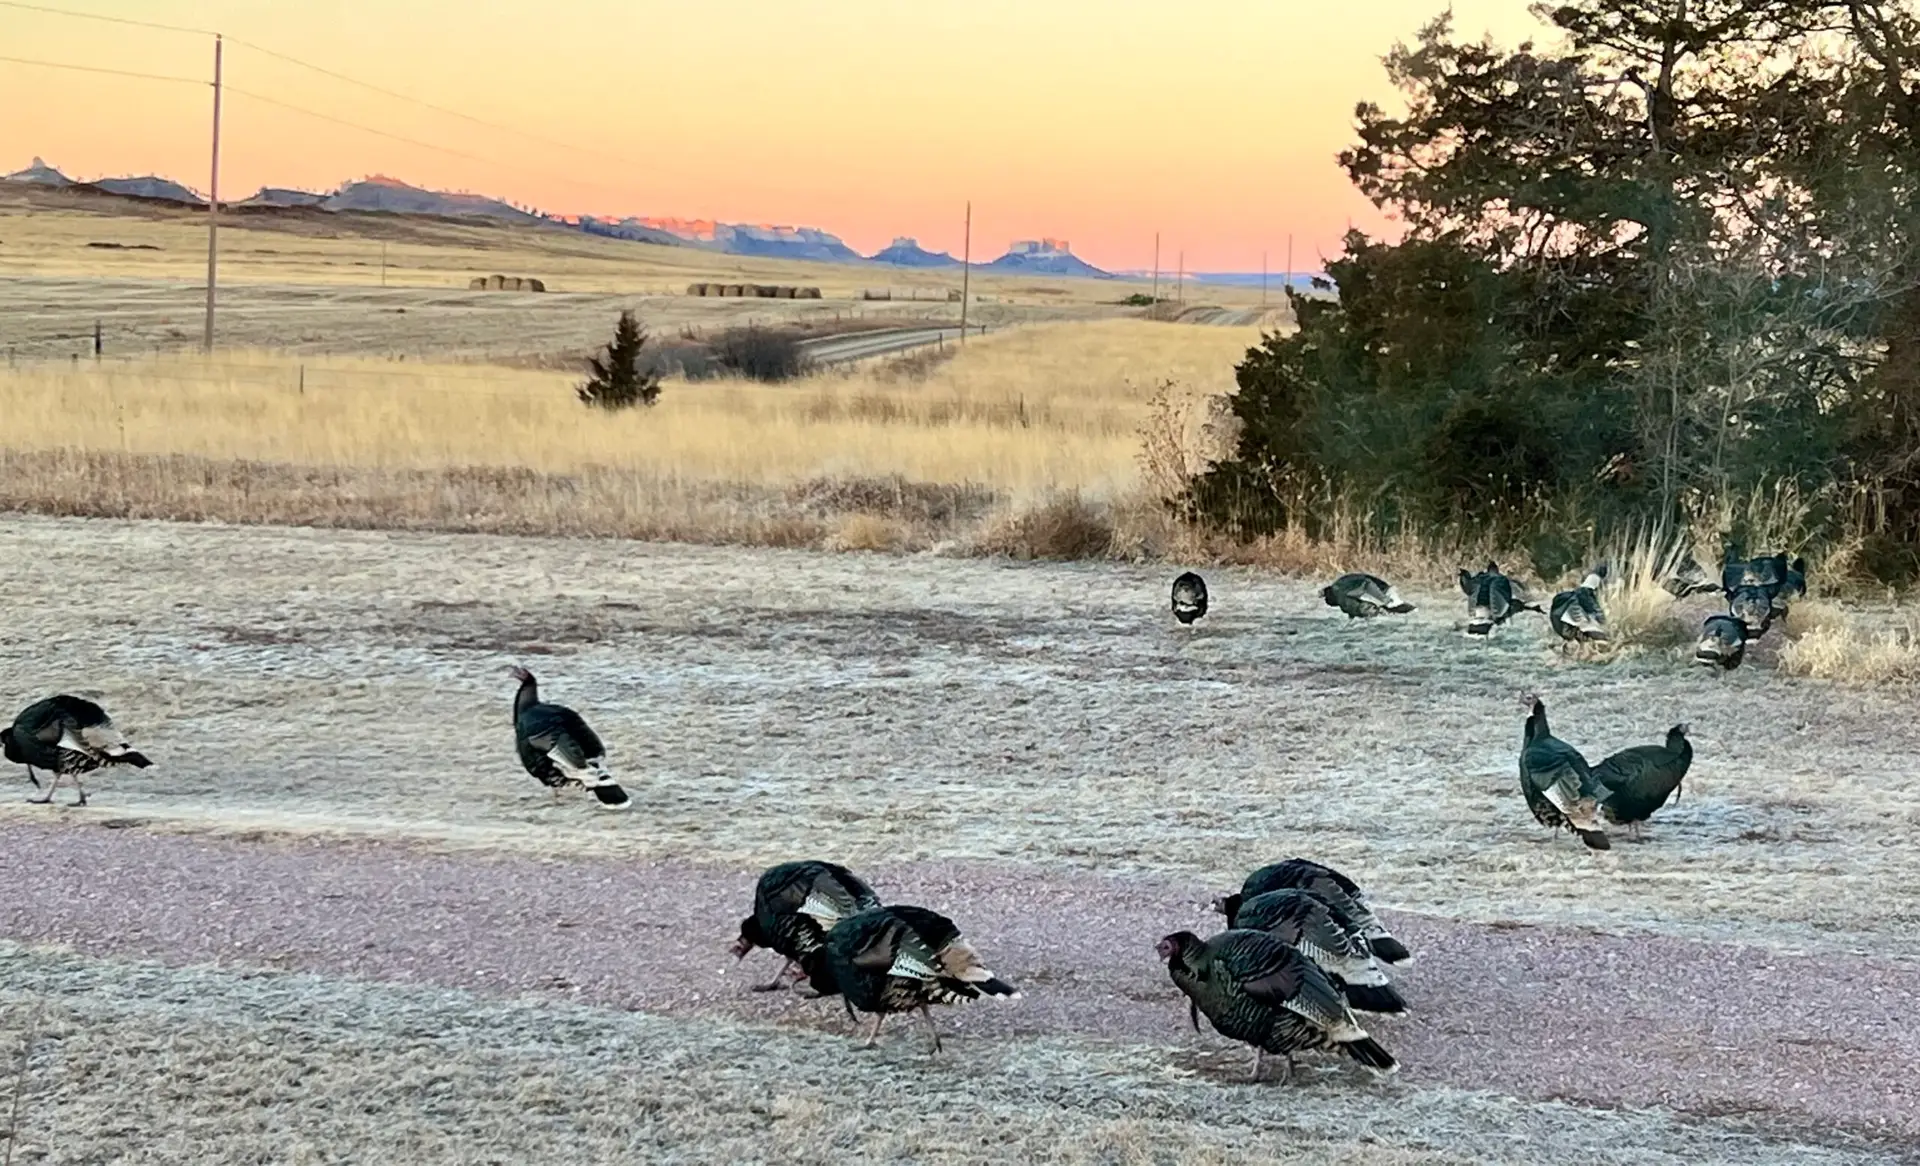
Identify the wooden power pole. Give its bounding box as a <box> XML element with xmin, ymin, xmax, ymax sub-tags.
<box><xmin>203</xmin><ymin>33</ymin><xmax>223</xmax><ymax>352</ymax></box>
<box><xmin>1151</xmin><ymin>232</ymin><xmax>1159</xmax><ymax>304</ymax></box>
<box><xmin>959</xmin><ymin>200</ymin><xmax>971</xmax><ymax>343</ymax></box>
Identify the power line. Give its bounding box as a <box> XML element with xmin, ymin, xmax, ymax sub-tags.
<box><xmin>4</xmin><ymin>0</ymin><xmax>649</xmax><ymax>200</ymax></box>
<box><xmin>0</xmin><ymin>0</ymin><xmax>212</xmax><ymax>36</ymax></box>
<box><xmin>224</xmin><ymin>86</ymin><xmax>514</xmax><ymax>169</ymax></box>
<box><xmin>225</xmin><ymin>37</ymin><xmax>608</xmax><ymax>163</ymax></box>
<box><xmin>0</xmin><ymin>51</ymin><xmax>204</xmax><ymax>85</ymax></box>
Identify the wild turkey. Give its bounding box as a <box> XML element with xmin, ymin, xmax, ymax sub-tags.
<box><xmin>1518</xmin><ymin>694</ymin><xmax>1610</xmax><ymax>849</ymax></box>
<box><xmin>1157</xmin><ymin>929</ymin><xmax>1397</xmax><ymax>1084</ymax></box>
<box><xmin>1727</xmin><ymin>585</ymin><xmax>1774</xmax><ymax>636</ymax></box>
<box><xmin>1742</xmin><ymin>551</ymin><xmax>1789</xmax><ymax>592</ymax></box>
<box><xmin>1170</xmin><ymin>571</ymin><xmax>1209</xmax><ymax>626</ymax></box>
<box><xmin>1321</xmin><ymin>573</ymin><xmax>1416</xmax><ymax>619</ymax></box>
<box><xmin>1229</xmin><ymin>889</ymin><xmax>1407</xmax><ymax>1014</ymax></box>
<box><xmin>825</xmin><ymin>904</ymin><xmax>1017</xmax><ymax>1053</ymax></box>
<box><xmin>1771</xmin><ymin>556</ymin><xmax>1807</xmax><ymax>616</ymax></box>
<box><xmin>1549</xmin><ymin>568</ymin><xmax>1609</xmax><ymax>643</ymax></box>
<box><xmin>2</xmin><ymin>695</ymin><xmax>151</xmax><ymax>806</ymax></box>
<box><xmin>1593</xmin><ymin>724</ymin><xmax>1693</xmax><ymax>841</ymax></box>
<box><xmin>1458</xmin><ymin>561</ymin><xmax>1540</xmax><ymax>636</ymax></box>
<box><xmin>1694</xmin><ymin>614</ymin><xmax>1748</xmax><ymax>670</ymax></box>
<box><xmin>1719</xmin><ymin>542</ymin><xmax>1748</xmax><ymax>596</ymax></box>
<box><xmin>732</xmin><ymin>860</ymin><xmax>881</xmax><ymax>994</ymax></box>
<box><xmin>1213</xmin><ymin>858</ymin><xmax>1411</xmax><ymax>966</ymax></box>
<box><xmin>1662</xmin><ymin>558</ymin><xmax>1720</xmax><ymax>598</ymax></box>
<box><xmin>508</xmin><ymin>666</ymin><xmax>630</xmax><ymax>809</ymax></box>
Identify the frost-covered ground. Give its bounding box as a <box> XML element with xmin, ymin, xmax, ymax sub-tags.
<box><xmin>0</xmin><ymin>515</ymin><xmax>1915</xmax><ymax>1162</ymax></box>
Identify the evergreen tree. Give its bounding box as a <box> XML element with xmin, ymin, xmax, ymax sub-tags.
<box><xmin>577</xmin><ymin>310</ymin><xmax>661</xmax><ymax>410</ymax></box>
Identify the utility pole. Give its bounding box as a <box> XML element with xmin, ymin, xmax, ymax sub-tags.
<box><xmin>959</xmin><ymin>200</ymin><xmax>971</xmax><ymax>344</ymax></box>
<box><xmin>1261</xmin><ymin>251</ymin><xmax>1268</xmax><ymax>305</ymax></box>
<box><xmin>1151</xmin><ymin>232</ymin><xmax>1160</xmax><ymax>304</ymax></box>
<box><xmin>203</xmin><ymin>33</ymin><xmax>223</xmax><ymax>353</ymax></box>
<box><xmin>1176</xmin><ymin>250</ymin><xmax>1183</xmax><ymax>304</ymax></box>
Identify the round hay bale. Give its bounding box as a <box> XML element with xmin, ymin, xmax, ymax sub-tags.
<box><xmin>526</xmin><ymin>277</ymin><xmax>546</xmax><ymax>293</ymax></box>
<box><xmin>798</xmin><ymin>287</ymin><xmax>822</xmax><ymax>299</ymax></box>
<box><xmin>468</xmin><ymin>276</ymin><xmax>489</xmax><ymax>290</ymax></box>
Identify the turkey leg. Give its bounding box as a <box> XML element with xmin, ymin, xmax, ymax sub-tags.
<box><xmin>28</xmin><ymin>769</ymin><xmax>60</xmax><ymax>805</ymax></box>
<box><xmin>860</xmin><ymin>1015</ymin><xmax>885</xmax><ymax>1048</ymax></box>
<box><xmin>70</xmin><ymin>773</ymin><xmax>88</xmax><ymax>807</ymax></box>
<box><xmin>916</xmin><ymin>1006</ymin><xmax>943</xmax><ymax>1055</ymax></box>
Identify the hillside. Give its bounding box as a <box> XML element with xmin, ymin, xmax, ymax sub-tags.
<box><xmin>870</xmin><ymin>236</ymin><xmax>961</xmax><ymax>268</ymax></box>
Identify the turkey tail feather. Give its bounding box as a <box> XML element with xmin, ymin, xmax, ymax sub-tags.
<box><xmin>590</xmin><ymin>784</ymin><xmax>632</xmax><ymax>808</ymax></box>
<box><xmin>111</xmin><ymin>750</ymin><xmax>152</xmax><ymax>769</ymax></box>
<box><xmin>1367</xmin><ymin>934</ymin><xmax>1412</xmax><ymax>966</ymax></box>
<box><xmin>1343</xmin><ymin>1036</ymin><xmax>1398</xmax><ymax>1074</ymax></box>
<box><xmin>1340</xmin><ymin>981</ymin><xmax>1409</xmax><ymax>1015</ymax></box>
<box><xmin>975</xmin><ymin>975</ymin><xmax>1019</xmax><ymax>999</ymax></box>
<box><xmin>1577</xmin><ymin>828</ymin><xmax>1612</xmax><ymax>850</ymax></box>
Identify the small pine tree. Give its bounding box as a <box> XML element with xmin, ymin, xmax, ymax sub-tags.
<box><xmin>577</xmin><ymin>310</ymin><xmax>661</xmax><ymax>410</ymax></box>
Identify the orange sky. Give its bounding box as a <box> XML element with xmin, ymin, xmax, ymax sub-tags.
<box><xmin>0</xmin><ymin>0</ymin><xmax>1542</xmax><ymax>271</ymax></box>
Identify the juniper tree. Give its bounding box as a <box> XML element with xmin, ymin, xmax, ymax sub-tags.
<box><xmin>577</xmin><ymin>310</ymin><xmax>661</xmax><ymax>410</ymax></box>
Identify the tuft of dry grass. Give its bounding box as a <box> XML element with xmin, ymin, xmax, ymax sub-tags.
<box><xmin>1777</xmin><ymin>599</ymin><xmax>1920</xmax><ymax>682</ymax></box>
<box><xmin>1589</xmin><ymin>532</ymin><xmax>1699</xmax><ymax>653</ymax></box>
<box><xmin>974</xmin><ymin>492</ymin><xmax>1117</xmax><ymax>560</ymax></box>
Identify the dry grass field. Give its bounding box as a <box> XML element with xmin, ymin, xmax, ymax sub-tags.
<box><xmin>0</xmin><ymin>319</ymin><xmax>1255</xmax><ymax>550</ymax></box>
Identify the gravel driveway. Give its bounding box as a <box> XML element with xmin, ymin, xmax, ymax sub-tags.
<box><xmin>2</xmin><ymin>820</ymin><xmax>1913</xmax><ymax>1150</ymax></box>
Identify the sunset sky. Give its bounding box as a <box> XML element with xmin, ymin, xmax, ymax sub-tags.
<box><xmin>1</xmin><ymin>0</ymin><xmax>1542</xmax><ymax>271</ymax></box>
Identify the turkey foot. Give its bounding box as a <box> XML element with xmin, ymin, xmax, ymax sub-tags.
<box><xmin>749</xmin><ymin>960</ymin><xmax>798</xmax><ymax>992</ymax></box>
<box><xmin>916</xmin><ymin>1006</ymin><xmax>942</xmax><ymax>1055</ymax></box>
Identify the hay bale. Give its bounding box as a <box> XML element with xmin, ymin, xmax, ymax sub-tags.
<box><xmin>468</xmin><ymin>276</ymin><xmax>489</xmax><ymax>290</ymax></box>
<box><xmin>775</xmin><ymin>286</ymin><xmax>797</xmax><ymax>299</ymax></box>
<box><xmin>750</xmin><ymin>284</ymin><xmax>775</xmax><ymax>298</ymax></box>
<box><xmin>798</xmin><ymin>287</ymin><xmax>822</xmax><ymax>299</ymax></box>
<box><xmin>687</xmin><ymin>282</ymin><xmax>710</xmax><ymax>296</ymax></box>
<box><xmin>525</xmin><ymin>277</ymin><xmax>546</xmax><ymax>293</ymax></box>
<box><xmin>724</xmin><ymin>284</ymin><xmax>748</xmax><ymax>297</ymax></box>
<box><xmin>485</xmin><ymin>274</ymin><xmax>508</xmax><ymax>291</ymax></box>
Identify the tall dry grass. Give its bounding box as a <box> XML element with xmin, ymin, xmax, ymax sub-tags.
<box><xmin>0</xmin><ymin>321</ymin><xmax>1258</xmax><ymax>553</ymax></box>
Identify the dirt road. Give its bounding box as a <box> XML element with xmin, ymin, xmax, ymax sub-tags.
<box><xmin>2</xmin><ymin>820</ymin><xmax>1913</xmax><ymax>1150</ymax></box>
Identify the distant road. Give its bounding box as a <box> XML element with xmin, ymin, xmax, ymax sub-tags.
<box><xmin>798</xmin><ymin>325</ymin><xmax>988</xmax><ymax>366</ymax></box>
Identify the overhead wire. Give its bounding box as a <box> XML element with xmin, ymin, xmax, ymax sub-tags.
<box><xmin>0</xmin><ymin>0</ymin><xmax>212</xmax><ymax>36</ymax></box>
<box><xmin>2</xmin><ymin>0</ymin><xmax>658</xmax><ymax>211</ymax></box>
<box><xmin>0</xmin><ymin>52</ymin><xmax>204</xmax><ymax>85</ymax></box>
<box><xmin>223</xmin><ymin>87</ymin><xmax>517</xmax><ymax>169</ymax></box>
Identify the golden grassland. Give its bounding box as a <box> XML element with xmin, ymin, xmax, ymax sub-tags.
<box><xmin>0</xmin><ymin>320</ymin><xmax>1252</xmax><ymax>496</ymax></box>
<box><xmin>0</xmin><ymin>318</ymin><xmax>1260</xmax><ymax>558</ymax></box>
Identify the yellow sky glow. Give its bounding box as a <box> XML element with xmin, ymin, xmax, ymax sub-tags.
<box><xmin>1</xmin><ymin>0</ymin><xmax>1543</xmax><ymax>270</ymax></box>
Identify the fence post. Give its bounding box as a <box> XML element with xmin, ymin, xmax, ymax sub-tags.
<box><xmin>94</xmin><ymin>320</ymin><xmax>103</xmax><ymax>360</ymax></box>
<box><xmin>298</xmin><ymin>365</ymin><xmax>305</xmax><ymax>395</ymax></box>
